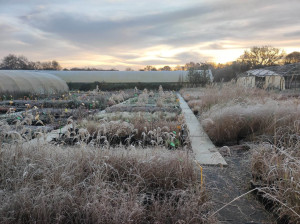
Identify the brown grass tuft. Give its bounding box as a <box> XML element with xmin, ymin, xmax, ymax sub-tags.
<box><xmin>0</xmin><ymin>144</ymin><xmax>215</xmax><ymax>224</ymax></box>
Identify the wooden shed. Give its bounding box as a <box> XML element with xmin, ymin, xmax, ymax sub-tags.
<box><xmin>237</xmin><ymin>63</ymin><xmax>300</xmax><ymax>90</ymax></box>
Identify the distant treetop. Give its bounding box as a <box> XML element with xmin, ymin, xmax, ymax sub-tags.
<box><xmin>0</xmin><ymin>54</ymin><xmax>62</xmax><ymax>70</ymax></box>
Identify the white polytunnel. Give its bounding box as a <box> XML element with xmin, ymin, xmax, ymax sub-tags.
<box><xmin>46</xmin><ymin>70</ymin><xmax>188</xmax><ymax>83</ymax></box>
<box><xmin>0</xmin><ymin>70</ymin><xmax>69</xmax><ymax>95</ymax></box>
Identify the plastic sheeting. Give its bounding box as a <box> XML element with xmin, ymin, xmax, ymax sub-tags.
<box><xmin>46</xmin><ymin>70</ymin><xmax>188</xmax><ymax>83</ymax></box>
<box><xmin>0</xmin><ymin>70</ymin><xmax>69</xmax><ymax>95</ymax></box>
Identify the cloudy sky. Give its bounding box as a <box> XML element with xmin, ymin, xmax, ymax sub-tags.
<box><xmin>0</xmin><ymin>0</ymin><xmax>299</xmax><ymax>70</ymax></box>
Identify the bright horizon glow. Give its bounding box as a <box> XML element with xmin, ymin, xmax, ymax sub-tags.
<box><xmin>58</xmin><ymin>47</ymin><xmax>299</xmax><ymax>70</ymax></box>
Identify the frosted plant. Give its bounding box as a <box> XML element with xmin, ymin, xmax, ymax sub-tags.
<box><xmin>108</xmin><ymin>97</ymin><xmax>116</xmax><ymax>106</ymax></box>
<box><xmin>20</xmin><ymin>127</ymin><xmax>32</xmax><ymax>140</ymax></box>
<box><xmin>6</xmin><ymin>131</ymin><xmax>22</xmax><ymax>142</ymax></box>
<box><xmin>137</xmin><ymin>92</ymin><xmax>149</xmax><ymax>106</ymax></box>
<box><xmin>67</xmin><ymin>116</ymin><xmax>73</xmax><ymax>124</ymax></box>
<box><xmin>35</xmin><ymin>119</ymin><xmax>44</xmax><ymax>126</ymax></box>
<box><xmin>34</xmin><ymin>132</ymin><xmax>44</xmax><ymax>140</ymax></box>
<box><xmin>78</xmin><ymin>128</ymin><xmax>90</xmax><ymax>141</ymax></box>
<box><xmin>6</xmin><ymin>108</ymin><xmax>16</xmax><ymax>114</ymax></box>
<box><xmin>156</xmin><ymin>97</ymin><xmax>164</xmax><ymax>107</ymax></box>
<box><xmin>159</xmin><ymin>85</ymin><xmax>163</xmax><ymax>92</ymax></box>
<box><xmin>149</xmin><ymin>90</ymin><xmax>154</xmax><ymax>97</ymax></box>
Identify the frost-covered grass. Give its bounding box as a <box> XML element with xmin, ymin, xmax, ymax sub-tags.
<box><xmin>180</xmin><ymin>84</ymin><xmax>270</xmax><ymax>114</ymax></box>
<box><xmin>201</xmin><ymin>99</ymin><xmax>300</xmax><ymax>145</ymax></box>
<box><xmin>0</xmin><ymin>144</ymin><xmax>215</xmax><ymax>224</ymax></box>
<box><xmin>0</xmin><ymin>86</ymin><xmax>216</xmax><ymax>223</ymax></box>
<box><xmin>251</xmin><ymin>139</ymin><xmax>300</xmax><ymax>223</ymax></box>
<box><xmin>96</xmin><ymin>111</ymin><xmax>179</xmax><ymax>122</ymax></box>
<box><xmin>62</xmin><ymin>111</ymin><xmax>188</xmax><ymax>149</ymax></box>
<box><xmin>181</xmin><ymin>84</ymin><xmax>300</xmax><ymax>221</ymax></box>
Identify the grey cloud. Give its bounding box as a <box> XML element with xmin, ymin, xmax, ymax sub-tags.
<box><xmin>24</xmin><ymin>4</ymin><xmax>214</xmax><ymax>51</ymax></box>
<box><xmin>174</xmin><ymin>51</ymin><xmax>212</xmax><ymax>63</ymax></box>
<box><xmin>128</xmin><ymin>59</ymin><xmax>176</xmax><ymax>66</ymax></box>
<box><xmin>284</xmin><ymin>31</ymin><xmax>300</xmax><ymax>38</ymax></box>
<box><xmin>1</xmin><ymin>0</ymin><xmax>300</xmax><ymax>67</ymax></box>
<box><xmin>25</xmin><ymin>0</ymin><xmax>300</xmax><ymax>52</ymax></box>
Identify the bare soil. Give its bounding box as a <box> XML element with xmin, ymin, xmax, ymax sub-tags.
<box><xmin>204</xmin><ymin>145</ymin><xmax>276</xmax><ymax>224</ymax></box>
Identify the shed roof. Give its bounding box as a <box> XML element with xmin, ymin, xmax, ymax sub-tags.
<box><xmin>241</xmin><ymin>63</ymin><xmax>300</xmax><ymax>77</ymax></box>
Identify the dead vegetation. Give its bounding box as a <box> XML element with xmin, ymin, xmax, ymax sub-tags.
<box><xmin>251</xmin><ymin>139</ymin><xmax>300</xmax><ymax>223</ymax></box>
<box><xmin>181</xmin><ymin>84</ymin><xmax>270</xmax><ymax>114</ymax></box>
<box><xmin>201</xmin><ymin>99</ymin><xmax>300</xmax><ymax>145</ymax></box>
<box><xmin>182</xmin><ymin>84</ymin><xmax>300</xmax><ymax>222</ymax></box>
<box><xmin>55</xmin><ymin>112</ymin><xmax>189</xmax><ymax>149</ymax></box>
<box><xmin>0</xmin><ymin>144</ymin><xmax>215</xmax><ymax>224</ymax></box>
<box><xmin>0</xmin><ymin>87</ymin><xmax>215</xmax><ymax>223</ymax></box>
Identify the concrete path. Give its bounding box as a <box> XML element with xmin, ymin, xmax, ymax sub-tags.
<box><xmin>177</xmin><ymin>93</ymin><xmax>227</xmax><ymax>166</ymax></box>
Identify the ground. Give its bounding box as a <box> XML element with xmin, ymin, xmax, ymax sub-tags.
<box><xmin>1</xmin><ymin>85</ymin><xmax>299</xmax><ymax>223</ymax></box>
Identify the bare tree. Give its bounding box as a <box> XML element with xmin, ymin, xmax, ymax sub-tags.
<box><xmin>239</xmin><ymin>46</ymin><xmax>285</xmax><ymax>69</ymax></box>
<box><xmin>186</xmin><ymin>68</ymin><xmax>209</xmax><ymax>87</ymax></box>
<box><xmin>285</xmin><ymin>51</ymin><xmax>300</xmax><ymax>64</ymax></box>
<box><xmin>159</xmin><ymin>66</ymin><xmax>171</xmax><ymax>71</ymax></box>
<box><xmin>51</xmin><ymin>60</ymin><xmax>62</xmax><ymax>70</ymax></box>
<box><xmin>174</xmin><ymin>65</ymin><xmax>184</xmax><ymax>71</ymax></box>
<box><xmin>144</xmin><ymin>65</ymin><xmax>157</xmax><ymax>71</ymax></box>
<box><xmin>1</xmin><ymin>54</ymin><xmax>29</xmax><ymax>69</ymax></box>
<box><xmin>0</xmin><ymin>54</ymin><xmax>62</xmax><ymax>70</ymax></box>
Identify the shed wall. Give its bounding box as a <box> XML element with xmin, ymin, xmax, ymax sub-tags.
<box><xmin>237</xmin><ymin>76</ymin><xmax>255</xmax><ymax>88</ymax></box>
<box><xmin>264</xmin><ymin>75</ymin><xmax>285</xmax><ymax>90</ymax></box>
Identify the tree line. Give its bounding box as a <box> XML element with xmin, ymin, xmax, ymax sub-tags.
<box><xmin>0</xmin><ymin>54</ymin><xmax>62</xmax><ymax>70</ymax></box>
<box><xmin>1</xmin><ymin>47</ymin><xmax>299</xmax><ymax>81</ymax></box>
<box><xmin>0</xmin><ymin>54</ymin><xmax>120</xmax><ymax>71</ymax></box>
<box><xmin>134</xmin><ymin>46</ymin><xmax>300</xmax><ymax>83</ymax></box>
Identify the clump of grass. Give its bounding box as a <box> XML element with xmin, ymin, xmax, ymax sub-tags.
<box><xmin>201</xmin><ymin>99</ymin><xmax>300</xmax><ymax>145</ymax></box>
<box><xmin>0</xmin><ymin>144</ymin><xmax>215</xmax><ymax>224</ymax></box>
<box><xmin>251</xmin><ymin>139</ymin><xmax>300</xmax><ymax>223</ymax></box>
<box><xmin>137</xmin><ymin>89</ymin><xmax>149</xmax><ymax>106</ymax></box>
<box><xmin>181</xmin><ymin>84</ymin><xmax>271</xmax><ymax>114</ymax></box>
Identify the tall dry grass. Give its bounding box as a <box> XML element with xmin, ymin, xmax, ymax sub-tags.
<box><xmin>0</xmin><ymin>144</ymin><xmax>215</xmax><ymax>224</ymax></box>
<box><xmin>181</xmin><ymin>84</ymin><xmax>271</xmax><ymax>114</ymax></box>
<box><xmin>182</xmin><ymin>84</ymin><xmax>300</xmax><ymax>145</ymax></box>
<box><xmin>251</xmin><ymin>139</ymin><xmax>300</xmax><ymax>223</ymax></box>
<box><xmin>201</xmin><ymin>99</ymin><xmax>300</xmax><ymax>145</ymax></box>
<box><xmin>182</xmin><ymin>85</ymin><xmax>300</xmax><ymax>222</ymax></box>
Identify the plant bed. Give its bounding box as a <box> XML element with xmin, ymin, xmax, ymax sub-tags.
<box><xmin>106</xmin><ymin>87</ymin><xmax>180</xmax><ymax>113</ymax></box>
<box><xmin>0</xmin><ymin>144</ymin><xmax>215</xmax><ymax>224</ymax></box>
<box><xmin>52</xmin><ymin>111</ymin><xmax>190</xmax><ymax>149</ymax></box>
<box><xmin>106</xmin><ymin>105</ymin><xmax>181</xmax><ymax>113</ymax></box>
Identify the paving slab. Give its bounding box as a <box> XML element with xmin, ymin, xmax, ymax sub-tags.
<box><xmin>177</xmin><ymin>93</ymin><xmax>227</xmax><ymax>166</ymax></box>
